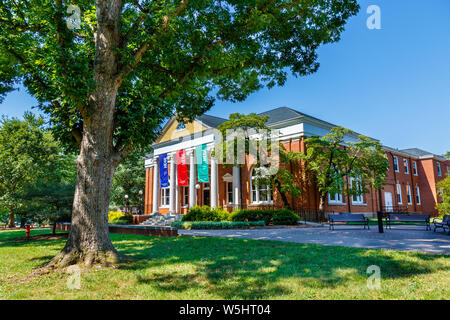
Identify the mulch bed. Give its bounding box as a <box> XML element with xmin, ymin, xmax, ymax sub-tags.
<box><xmin>12</xmin><ymin>233</ymin><xmax>68</xmax><ymax>242</ymax></box>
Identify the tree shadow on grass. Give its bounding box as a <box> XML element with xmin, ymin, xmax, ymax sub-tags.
<box><xmin>113</xmin><ymin>236</ymin><xmax>450</xmax><ymax>299</ymax></box>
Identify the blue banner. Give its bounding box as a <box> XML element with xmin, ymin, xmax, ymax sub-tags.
<box><xmin>159</xmin><ymin>153</ymin><xmax>169</xmax><ymax>188</ymax></box>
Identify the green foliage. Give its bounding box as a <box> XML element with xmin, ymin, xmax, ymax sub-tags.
<box><xmin>182</xmin><ymin>205</ymin><xmax>231</xmax><ymax>222</ymax></box>
<box><xmin>0</xmin><ymin>113</ymin><xmax>74</xmax><ymax>226</ymax></box>
<box><xmin>108</xmin><ymin>211</ymin><xmax>133</xmax><ymax>224</ymax></box>
<box><xmin>172</xmin><ymin>220</ymin><xmax>265</xmax><ymax>230</ymax></box>
<box><xmin>445</xmin><ymin>152</ymin><xmax>450</xmax><ymax>160</ymax></box>
<box><xmin>0</xmin><ymin>0</ymin><xmax>360</xmax><ymax>153</ymax></box>
<box><xmin>436</xmin><ymin>176</ymin><xmax>450</xmax><ymax>217</ymax></box>
<box><xmin>302</xmin><ymin>126</ymin><xmax>389</xmax><ymax>209</ymax></box>
<box><xmin>231</xmin><ymin>208</ymin><xmax>299</xmax><ymax>225</ymax></box>
<box><xmin>272</xmin><ymin>209</ymin><xmax>300</xmax><ymax>225</ymax></box>
<box><xmin>110</xmin><ymin>151</ymin><xmax>148</xmax><ymax>208</ymax></box>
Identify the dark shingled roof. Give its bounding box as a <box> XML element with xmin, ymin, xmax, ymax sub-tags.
<box><xmin>197</xmin><ymin>114</ymin><xmax>227</xmax><ymax>128</ymax></box>
<box><xmin>259</xmin><ymin>107</ymin><xmax>304</xmax><ymax>124</ymax></box>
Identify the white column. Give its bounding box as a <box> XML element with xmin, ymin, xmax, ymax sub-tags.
<box><xmin>189</xmin><ymin>150</ymin><xmax>196</xmax><ymax>208</ymax></box>
<box><xmin>152</xmin><ymin>157</ymin><xmax>159</xmax><ymax>214</ymax></box>
<box><xmin>233</xmin><ymin>166</ymin><xmax>241</xmax><ymax>209</ymax></box>
<box><xmin>210</xmin><ymin>155</ymin><xmax>218</xmax><ymax>209</ymax></box>
<box><xmin>169</xmin><ymin>153</ymin><xmax>176</xmax><ymax>215</ymax></box>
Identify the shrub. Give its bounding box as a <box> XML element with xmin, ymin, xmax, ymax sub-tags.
<box><xmin>109</xmin><ymin>219</ymin><xmax>130</xmax><ymax>225</ymax></box>
<box><xmin>273</xmin><ymin>209</ymin><xmax>300</xmax><ymax>225</ymax></box>
<box><xmin>108</xmin><ymin>211</ymin><xmax>133</xmax><ymax>224</ymax></box>
<box><xmin>230</xmin><ymin>209</ymin><xmax>274</xmax><ymax>225</ymax></box>
<box><xmin>231</xmin><ymin>209</ymin><xmax>299</xmax><ymax>225</ymax></box>
<box><xmin>172</xmin><ymin>220</ymin><xmax>265</xmax><ymax>230</ymax></box>
<box><xmin>182</xmin><ymin>206</ymin><xmax>231</xmax><ymax>222</ymax></box>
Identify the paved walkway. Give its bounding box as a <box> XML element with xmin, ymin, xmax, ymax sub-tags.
<box><xmin>180</xmin><ymin>225</ymin><xmax>450</xmax><ymax>254</ymax></box>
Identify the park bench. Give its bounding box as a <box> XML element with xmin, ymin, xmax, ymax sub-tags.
<box><xmin>433</xmin><ymin>215</ymin><xmax>450</xmax><ymax>234</ymax></box>
<box><xmin>386</xmin><ymin>213</ymin><xmax>431</xmax><ymax>230</ymax></box>
<box><xmin>328</xmin><ymin>213</ymin><xmax>369</xmax><ymax>230</ymax></box>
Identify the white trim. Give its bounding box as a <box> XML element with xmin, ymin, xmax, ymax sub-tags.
<box><xmin>403</xmin><ymin>158</ymin><xmax>409</xmax><ymax>174</ymax></box>
<box><xmin>406</xmin><ymin>185</ymin><xmax>412</xmax><ymax>205</ymax></box>
<box><xmin>413</xmin><ymin>161</ymin><xmax>418</xmax><ymax>176</ymax></box>
<box><xmin>415</xmin><ymin>186</ymin><xmax>421</xmax><ymax>205</ymax></box>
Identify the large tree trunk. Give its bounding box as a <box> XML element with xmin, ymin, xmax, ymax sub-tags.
<box><xmin>8</xmin><ymin>210</ymin><xmax>14</xmax><ymax>228</ymax></box>
<box><xmin>48</xmin><ymin>0</ymin><xmax>124</xmax><ymax>268</ymax></box>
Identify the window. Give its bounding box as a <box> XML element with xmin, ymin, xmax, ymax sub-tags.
<box><xmin>328</xmin><ymin>192</ymin><xmax>343</xmax><ymax>204</ymax></box>
<box><xmin>415</xmin><ymin>186</ymin><xmax>421</xmax><ymax>205</ymax></box>
<box><xmin>403</xmin><ymin>159</ymin><xmax>409</xmax><ymax>174</ymax></box>
<box><xmin>226</xmin><ymin>182</ymin><xmax>233</xmax><ymax>205</ymax></box>
<box><xmin>161</xmin><ymin>188</ymin><xmax>170</xmax><ymax>207</ymax></box>
<box><xmin>250</xmin><ymin>168</ymin><xmax>273</xmax><ymax>204</ymax></box>
<box><xmin>393</xmin><ymin>156</ymin><xmax>399</xmax><ymax>172</ymax></box>
<box><xmin>182</xmin><ymin>186</ymin><xmax>189</xmax><ymax>206</ymax></box>
<box><xmin>176</xmin><ymin>122</ymin><xmax>186</xmax><ymax>131</ymax></box>
<box><xmin>413</xmin><ymin>161</ymin><xmax>418</xmax><ymax>176</ymax></box>
<box><xmin>406</xmin><ymin>185</ymin><xmax>412</xmax><ymax>205</ymax></box>
<box><xmin>437</xmin><ymin>162</ymin><xmax>442</xmax><ymax>176</ymax></box>
<box><xmin>351</xmin><ymin>177</ymin><xmax>364</xmax><ymax>204</ymax></box>
<box><xmin>397</xmin><ymin>184</ymin><xmax>402</xmax><ymax>204</ymax></box>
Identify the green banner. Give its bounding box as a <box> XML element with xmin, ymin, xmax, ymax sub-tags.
<box><xmin>196</xmin><ymin>144</ymin><xmax>209</xmax><ymax>183</ymax></box>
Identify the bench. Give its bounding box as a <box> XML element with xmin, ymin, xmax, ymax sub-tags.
<box><xmin>328</xmin><ymin>213</ymin><xmax>369</xmax><ymax>230</ymax></box>
<box><xmin>433</xmin><ymin>215</ymin><xmax>450</xmax><ymax>234</ymax></box>
<box><xmin>386</xmin><ymin>213</ymin><xmax>431</xmax><ymax>230</ymax></box>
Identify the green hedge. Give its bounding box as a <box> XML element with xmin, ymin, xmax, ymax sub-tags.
<box><xmin>182</xmin><ymin>205</ymin><xmax>231</xmax><ymax>222</ymax></box>
<box><xmin>231</xmin><ymin>209</ymin><xmax>299</xmax><ymax>225</ymax></box>
<box><xmin>109</xmin><ymin>219</ymin><xmax>130</xmax><ymax>225</ymax></box>
<box><xmin>172</xmin><ymin>220</ymin><xmax>265</xmax><ymax>230</ymax></box>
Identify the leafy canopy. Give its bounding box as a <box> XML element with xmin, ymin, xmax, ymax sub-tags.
<box><xmin>0</xmin><ymin>0</ymin><xmax>360</xmax><ymax>156</ymax></box>
<box><xmin>302</xmin><ymin>126</ymin><xmax>389</xmax><ymax>204</ymax></box>
<box><xmin>436</xmin><ymin>175</ymin><xmax>450</xmax><ymax>217</ymax></box>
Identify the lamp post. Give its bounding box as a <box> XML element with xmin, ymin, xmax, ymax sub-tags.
<box><xmin>124</xmin><ymin>194</ymin><xmax>129</xmax><ymax>214</ymax></box>
<box><xmin>138</xmin><ymin>190</ymin><xmax>143</xmax><ymax>215</ymax></box>
<box><xmin>195</xmin><ymin>184</ymin><xmax>201</xmax><ymax>206</ymax></box>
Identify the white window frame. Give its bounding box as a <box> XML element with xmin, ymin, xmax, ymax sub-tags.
<box><xmin>350</xmin><ymin>177</ymin><xmax>364</xmax><ymax>204</ymax></box>
<box><xmin>437</xmin><ymin>162</ymin><xmax>442</xmax><ymax>176</ymax></box>
<box><xmin>182</xmin><ymin>186</ymin><xmax>189</xmax><ymax>207</ymax></box>
<box><xmin>160</xmin><ymin>187</ymin><xmax>170</xmax><ymax>207</ymax></box>
<box><xmin>328</xmin><ymin>191</ymin><xmax>343</xmax><ymax>204</ymax></box>
<box><xmin>397</xmin><ymin>184</ymin><xmax>403</xmax><ymax>204</ymax></box>
<box><xmin>393</xmin><ymin>156</ymin><xmax>399</xmax><ymax>172</ymax></box>
<box><xmin>226</xmin><ymin>182</ymin><xmax>233</xmax><ymax>205</ymax></box>
<box><xmin>415</xmin><ymin>186</ymin><xmax>421</xmax><ymax>205</ymax></box>
<box><xmin>176</xmin><ymin>122</ymin><xmax>186</xmax><ymax>132</ymax></box>
<box><xmin>406</xmin><ymin>185</ymin><xmax>412</xmax><ymax>205</ymax></box>
<box><xmin>250</xmin><ymin>169</ymin><xmax>273</xmax><ymax>204</ymax></box>
<box><xmin>413</xmin><ymin>161</ymin><xmax>418</xmax><ymax>176</ymax></box>
<box><xmin>404</xmin><ymin>159</ymin><xmax>409</xmax><ymax>174</ymax></box>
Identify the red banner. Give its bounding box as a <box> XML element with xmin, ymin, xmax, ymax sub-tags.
<box><xmin>177</xmin><ymin>149</ymin><xmax>188</xmax><ymax>186</ymax></box>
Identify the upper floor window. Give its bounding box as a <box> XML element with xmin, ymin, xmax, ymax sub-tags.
<box><xmin>403</xmin><ymin>159</ymin><xmax>409</xmax><ymax>174</ymax></box>
<box><xmin>413</xmin><ymin>161</ymin><xmax>418</xmax><ymax>176</ymax></box>
<box><xmin>176</xmin><ymin>122</ymin><xmax>186</xmax><ymax>132</ymax></box>
<box><xmin>393</xmin><ymin>156</ymin><xmax>399</xmax><ymax>172</ymax></box>
<box><xmin>437</xmin><ymin>162</ymin><xmax>442</xmax><ymax>176</ymax></box>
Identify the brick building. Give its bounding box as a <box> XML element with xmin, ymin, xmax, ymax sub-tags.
<box><xmin>144</xmin><ymin>107</ymin><xmax>449</xmax><ymax>217</ymax></box>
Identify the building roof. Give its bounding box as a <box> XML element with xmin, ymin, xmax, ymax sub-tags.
<box><xmin>400</xmin><ymin>148</ymin><xmax>447</xmax><ymax>160</ymax></box>
<box><xmin>197</xmin><ymin>114</ymin><xmax>227</xmax><ymax>128</ymax></box>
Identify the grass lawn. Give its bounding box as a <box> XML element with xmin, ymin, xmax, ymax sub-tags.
<box><xmin>0</xmin><ymin>229</ymin><xmax>449</xmax><ymax>300</ymax></box>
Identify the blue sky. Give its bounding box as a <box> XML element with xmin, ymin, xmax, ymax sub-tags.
<box><xmin>1</xmin><ymin>0</ymin><xmax>449</xmax><ymax>155</ymax></box>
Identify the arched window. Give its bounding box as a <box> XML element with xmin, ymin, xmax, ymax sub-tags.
<box><xmin>250</xmin><ymin>167</ymin><xmax>273</xmax><ymax>204</ymax></box>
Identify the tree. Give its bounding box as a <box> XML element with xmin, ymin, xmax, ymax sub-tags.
<box><xmin>110</xmin><ymin>151</ymin><xmax>147</xmax><ymax>210</ymax></box>
<box><xmin>445</xmin><ymin>151</ymin><xmax>450</xmax><ymax>160</ymax></box>
<box><xmin>0</xmin><ymin>114</ymin><xmax>60</xmax><ymax>227</ymax></box>
<box><xmin>18</xmin><ymin>152</ymin><xmax>76</xmax><ymax>233</ymax></box>
<box><xmin>436</xmin><ymin>176</ymin><xmax>450</xmax><ymax>217</ymax></box>
<box><xmin>0</xmin><ymin>0</ymin><xmax>359</xmax><ymax>267</ymax></box>
<box><xmin>302</xmin><ymin>127</ymin><xmax>389</xmax><ymax>212</ymax></box>
<box><xmin>216</xmin><ymin>113</ymin><xmax>302</xmax><ymax>209</ymax></box>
